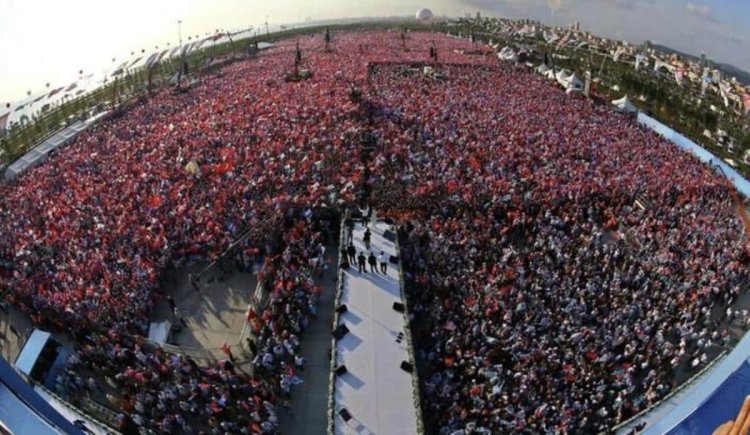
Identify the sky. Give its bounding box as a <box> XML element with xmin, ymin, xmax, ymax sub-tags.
<box><xmin>0</xmin><ymin>0</ymin><xmax>748</xmax><ymax>104</ymax></box>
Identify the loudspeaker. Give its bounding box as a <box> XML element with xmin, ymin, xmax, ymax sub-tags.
<box><xmin>400</xmin><ymin>361</ymin><xmax>414</xmax><ymax>373</ymax></box>
<box><xmin>332</xmin><ymin>324</ymin><xmax>350</xmax><ymax>340</ymax></box>
<box><xmin>392</xmin><ymin>302</ymin><xmax>405</xmax><ymax>313</ymax></box>
<box><xmin>335</xmin><ymin>365</ymin><xmax>348</xmax><ymax>376</ymax></box>
<box><xmin>383</xmin><ymin>229</ymin><xmax>397</xmax><ymax>242</ymax></box>
<box><xmin>336</xmin><ymin>304</ymin><xmax>348</xmax><ymax>314</ymax></box>
<box><xmin>389</xmin><ymin>255</ymin><xmax>399</xmax><ymax>264</ymax></box>
<box><xmin>339</xmin><ymin>408</ymin><xmax>353</xmax><ymax>422</ymax></box>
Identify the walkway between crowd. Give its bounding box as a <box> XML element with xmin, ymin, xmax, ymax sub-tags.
<box><xmin>333</xmin><ymin>220</ymin><xmax>419</xmax><ymax>435</ymax></box>
<box><xmin>279</xmin><ymin>243</ymin><xmax>339</xmax><ymax>434</ymax></box>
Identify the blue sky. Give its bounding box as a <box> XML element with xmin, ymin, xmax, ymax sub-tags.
<box><xmin>0</xmin><ymin>0</ymin><xmax>748</xmax><ymax>103</ymax></box>
<box><xmin>461</xmin><ymin>0</ymin><xmax>749</xmax><ymax>65</ymax></box>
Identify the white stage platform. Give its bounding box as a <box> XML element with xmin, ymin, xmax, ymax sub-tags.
<box><xmin>333</xmin><ymin>221</ymin><xmax>419</xmax><ymax>435</ymax></box>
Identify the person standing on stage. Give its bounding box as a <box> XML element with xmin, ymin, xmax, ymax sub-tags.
<box><xmin>378</xmin><ymin>251</ymin><xmax>388</xmax><ymax>274</ymax></box>
<box><xmin>363</xmin><ymin>228</ymin><xmax>372</xmax><ymax>250</ymax></box>
<box><xmin>368</xmin><ymin>251</ymin><xmax>377</xmax><ymax>273</ymax></box>
<box><xmin>357</xmin><ymin>251</ymin><xmax>367</xmax><ymax>273</ymax></box>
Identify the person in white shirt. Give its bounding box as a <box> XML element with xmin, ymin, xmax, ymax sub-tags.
<box><xmin>378</xmin><ymin>251</ymin><xmax>388</xmax><ymax>274</ymax></box>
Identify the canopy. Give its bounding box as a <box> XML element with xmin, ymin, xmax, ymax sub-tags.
<box><xmin>556</xmin><ymin>70</ymin><xmax>583</xmax><ymax>91</ymax></box>
<box><xmin>535</xmin><ymin>64</ymin><xmax>550</xmax><ymax>74</ymax></box>
<box><xmin>15</xmin><ymin>330</ymin><xmax>52</xmax><ymax>378</ymax></box>
<box><xmin>498</xmin><ymin>47</ymin><xmax>518</xmax><ymax>62</ymax></box>
<box><xmin>148</xmin><ymin>321</ymin><xmax>172</xmax><ymax>344</ymax></box>
<box><xmin>612</xmin><ymin>95</ymin><xmax>638</xmax><ymax>114</ymax></box>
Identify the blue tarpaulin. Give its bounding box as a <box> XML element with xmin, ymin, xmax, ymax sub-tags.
<box><xmin>668</xmin><ymin>361</ymin><xmax>750</xmax><ymax>434</ymax></box>
<box><xmin>642</xmin><ymin>332</ymin><xmax>750</xmax><ymax>434</ymax></box>
<box><xmin>0</xmin><ymin>357</ymin><xmax>83</xmax><ymax>434</ymax></box>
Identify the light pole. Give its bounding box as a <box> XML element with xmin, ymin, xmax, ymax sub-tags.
<box><xmin>265</xmin><ymin>15</ymin><xmax>270</xmax><ymax>36</ymax></box>
<box><xmin>178</xmin><ymin>20</ymin><xmax>185</xmax><ymax>87</ymax></box>
<box><xmin>178</xmin><ymin>20</ymin><xmax>183</xmax><ymax>47</ymax></box>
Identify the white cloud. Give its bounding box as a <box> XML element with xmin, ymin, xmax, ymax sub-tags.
<box><xmin>685</xmin><ymin>3</ymin><xmax>713</xmax><ymax>20</ymax></box>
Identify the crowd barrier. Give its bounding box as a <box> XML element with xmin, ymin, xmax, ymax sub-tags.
<box><xmin>395</xmin><ymin>227</ymin><xmax>426</xmax><ymax>434</ymax></box>
<box><xmin>238</xmin><ymin>278</ymin><xmax>268</xmax><ymax>356</ymax></box>
<box><xmin>326</xmin><ymin>218</ymin><xmax>346</xmax><ymax>434</ymax></box>
<box><xmin>4</xmin><ymin>111</ymin><xmax>109</xmax><ymax>180</ymax></box>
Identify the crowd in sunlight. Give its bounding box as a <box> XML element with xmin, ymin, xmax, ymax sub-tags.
<box><xmin>0</xmin><ymin>29</ymin><xmax>745</xmax><ymax>433</ymax></box>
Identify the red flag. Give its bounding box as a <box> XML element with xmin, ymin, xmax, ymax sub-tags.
<box><xmin>146</xmin><ymin>195</ymin><xmax>162</xmax><ymax>208</ymax></box>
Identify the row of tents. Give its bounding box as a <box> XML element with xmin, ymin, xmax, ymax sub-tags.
<box><xmin>533</xmin><ymin>64</ymin><xmax>584</xmax><ymax>94</ymax></box>
<box><xmin>532</xmin><ymin>64</ymin><xmax>638</xmax><ymax>113</ymax></box>
<box><xmin>494</xmin><ymin>43</ymin><xmax>638</xmax><ymax>113</ymax></box>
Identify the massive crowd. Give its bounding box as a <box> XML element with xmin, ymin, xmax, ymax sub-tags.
<box><xmin>367</xmin><ymin>63</ymin><xmax>747</xmax><ymax>432</ymax></box>
<box><xmin>0</xmin><ymin>29</ymin><xmax>746</xmax><ymax>433</ymax></box>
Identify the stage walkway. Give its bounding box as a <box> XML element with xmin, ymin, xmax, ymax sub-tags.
<box><xmin>333</xmin><ymin>221</ymin><xmax>419</xmax><ymax>435</ymax></box>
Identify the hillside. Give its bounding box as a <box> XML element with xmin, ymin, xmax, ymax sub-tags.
<box><xmin>652</xmin><ymin>43</ymin><xmax>750</xmax><ymax>85</ymax></box>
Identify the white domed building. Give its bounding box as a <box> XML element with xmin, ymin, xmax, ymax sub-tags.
<box><xmin>416</xmin><ymin>8</ymin><xmax>433</xmax><ymax>21</ymax></box>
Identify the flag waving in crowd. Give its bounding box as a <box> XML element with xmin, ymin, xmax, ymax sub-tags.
<box><xmin>555</xmin><ymin>30</ymin><xmax>572</xmax><ymax>51</ymax></box>
<box><xmin>701</xmin><ymin>71</ymin><xmax>712</xmax><ymax>98</ymax></box>
<box><xmin>719</xmin><ymin>82</ymin><xmax>732</xmax><ymax>107</ymax></box>
<box><xmin>635</xmin><ymin>54</ymin><xmax>647</xmax><ymax>71</ymax></box>
<box><xmin>674</xmin><ymin>68</ymin><xmax>685</xmax><ymax>86</ymax></box>
<box><xmin>612</xmin><ymin>47</ymin><xmax>625</xmax><ymax>62</ymax></box>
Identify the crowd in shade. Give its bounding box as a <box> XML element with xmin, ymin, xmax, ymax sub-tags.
<box><xmin>52</xmin><ymin>218</ymin><xmax>324</xmax><ymax>434</ymax></box>
<box><xmin>0</xmin><ymin>29</ymin><xmax>746</xmax><ymax>434</ymax></box>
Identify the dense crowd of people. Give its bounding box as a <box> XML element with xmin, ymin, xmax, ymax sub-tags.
<box><xmin>367</xmin><ymin>63</ymin><xmax>747</xmax><ymax>432</ymax></box>
<box><xmin>0</xmin><ymin>29</ymin><xmax>746</xmax><ymax>433</ymax></box>
<box><xmin>53</xmin><ymin>217</ymin><xmax>323</xmax><ymax>433</ymax></box>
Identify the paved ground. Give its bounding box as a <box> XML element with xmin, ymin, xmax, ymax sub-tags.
<box><xmin>152</xmin><ymin>259</ymin><xmax>259</xmax><ymax>365</ymax></box>
<box><xmin>279</xmin><ymin>244</ymin><xmax>339</xmax><ymax>435</ymax></box>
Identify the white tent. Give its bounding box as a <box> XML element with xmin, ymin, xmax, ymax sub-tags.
<box><xmin>498</xmin><ymin>46</ymin><xmax>518</xmax><ymax>62</ymax></box>
<box><xmin>148</xmin><ymin>320</ymin><xmax>173</xmax><ymax>344</ymax></box>
<box><xmin>612</xmin><ymin>95</ymin><xmax>638</xmax><ymax>114</ymax></box>
<box><xmin>535</xmin><ymin>64</ymin><xmax>550</xmax><ymax>75</ymax></box>
<box><xmin>555</xmin><ymin>69</ymin><xmax>572</xmax><ymax>84</ymax></box>
<box><xmin>567</xmin><ymin>74</ymin><xmax>583</xmax><ymax>91</ymax></box>
<box><xmin>556</xmin><ymin>70</ymin><xmax>583</xmax><ymax>91</ymax></box>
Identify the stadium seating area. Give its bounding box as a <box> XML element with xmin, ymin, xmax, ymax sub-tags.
<box><xmin>0</xmin><ymin>30</ymin><xmax>747</xmax><ymax>433</ymax></box>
